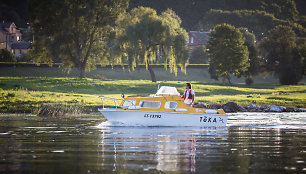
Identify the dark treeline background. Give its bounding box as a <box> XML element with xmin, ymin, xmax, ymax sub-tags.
<box><xmin>129</xmin><ymin>0</ymin><xmax>305</xmax><ymax>31</ymax></box>
<box><xmin>0</xmin><ymin>0</ymin><xmax>29</xmax><ymax>27</ymax></box>
<box><xmin>1</xmin><ymin>0</ymin><xmax>305</xmax><ymax>30</ymax></box>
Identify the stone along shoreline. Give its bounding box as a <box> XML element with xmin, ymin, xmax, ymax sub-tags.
<box><xmin>193</xmin><ymin>102</ymin><xmax>306</xmax><ymax>113</ymax></box>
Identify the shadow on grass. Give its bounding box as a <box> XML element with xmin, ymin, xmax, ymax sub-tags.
<box><xmin>0</xmin><ymin>77</ymin><xmax>170</xmax><ymax>95</ymax></box>
<box><xmin>194</xmin><ymin>81</ymin><xmax>279</xmax><ymax>89</ymax></box>
<box><xmin>1</xmin><ymin>77</ymin><xmax>305</xmax><ymax>97</ymax></box>
<box><xmin>0</xmin><ymin>77</ymin><xmax>125</xmax><ymax>94</ymax></box>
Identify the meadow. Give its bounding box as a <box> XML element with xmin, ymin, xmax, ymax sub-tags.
<box><xmin>0</xmin><ymin>66</ymin><xmax>305</xmax><ymax>113</ymax></box>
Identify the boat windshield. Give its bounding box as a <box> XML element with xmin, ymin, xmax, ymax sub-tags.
<box><xmin>156</xmin><ymin>86</ymin><xmax>180</xmax><ymax>96</ymax></box>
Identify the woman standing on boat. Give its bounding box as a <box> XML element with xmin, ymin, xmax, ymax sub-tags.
<box><xmin>183</xmin><ymin>83</ymin><xmax>195</xmax><ymax>105</ymax></box>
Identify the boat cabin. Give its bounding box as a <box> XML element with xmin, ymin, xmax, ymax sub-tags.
<box><xmin>119</xmin><ymin>86</ymin><xmax>225</xmax><ymax>115</ymax></box>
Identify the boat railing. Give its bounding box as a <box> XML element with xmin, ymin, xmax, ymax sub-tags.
<box><xmin>98</xmin><ymin>96</ymin><xmax>124</xmax><ymax>110</ymax></box>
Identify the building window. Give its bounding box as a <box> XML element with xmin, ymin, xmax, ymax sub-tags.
<box><xmin>187</xmin><ymin>37</ymin><xmax>189</xmax><ymax>44</ymax></box>
<box><xmin>17</xmin><ymin>36</ymin><xmax>20</xmax><ymax>41</ymax></box>
<box><xmin>164</xmin><ymin>101</ymin><xmax>177</xmax><ymax>109</ymax></box>
<box><xmin>191</xmin><ymin>37</ymin><xmax>194</xmax><ymax>44</ymax></box>
<box><xmin>139</xmin><ymin>101</ymin><xmax>161</xmax><ymax>109</ymax></box>
<box><xmin>121</xmin><ymin>100</ymin><xmax>136</xmax><ymax>107</ymax></box>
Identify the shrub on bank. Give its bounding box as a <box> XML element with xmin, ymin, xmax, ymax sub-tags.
<box><xmin>0</xmin><ymin>49</ymin><xmax>16</xmax><ymax>62</ymax></box>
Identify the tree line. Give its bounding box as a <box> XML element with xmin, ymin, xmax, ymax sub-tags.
<box><xmin>207</xmin><ymin>24</ymin><xmax>305</xmax><ymax>85</ymax></box>
<box><xmin>0</xmin><ymin>0</ymin><xmax>305</xmax><ymax>85</ymax></box>
<box><xmin>2</xmin><ymin>0</ymin><xmax>306</xmax><ymax>30</ymax></box>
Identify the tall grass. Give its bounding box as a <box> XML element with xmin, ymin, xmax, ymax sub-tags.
<box><xmin>37</xmin><ymin>104</ymin><xmax>85</xmax><ymax>117</ymax></box>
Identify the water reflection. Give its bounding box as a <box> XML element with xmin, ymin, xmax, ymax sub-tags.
<box><xmin>0</xmin><ymin>113</ymin><xmax>306</xmax><ymax>173</ymax></box>
<box><xmin>156</xmin><ymin>134</ymin><xmax>195</xmax><ymax>172</ymax></box>
<box><xmin>97</xmin><ymin>124</ymin><xmax>229</xmax><ymax>172</ymax></box>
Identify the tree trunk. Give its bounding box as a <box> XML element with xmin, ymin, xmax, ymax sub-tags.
<box><xmin>79</xmin><ymin>63</ymin><xmax>86</xmax><ymax>78</ymax></box>
<box><xmin>227</xmin><ymin>73</ymin><xmax>232</xmax><ymax>86</ymax></box>
<box><xmin>227</xmin><ymin>78</ymin><xmax>232</xmax><ymax>86</ymax></box>
<box><xmin>147</xmin><ymin>60</ymin><xmax>156</xmax><ymax>82</ymax></box>
<box><xmin>222</xmin><ymin>77</ymin><xmax>226</xmax><ymax>86</ymax></box>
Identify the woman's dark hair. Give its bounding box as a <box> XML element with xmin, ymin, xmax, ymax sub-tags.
<box><xmin>186</xmin><ymin>83</ymin><xmax>192</xmax><ymax>89</ymax></box>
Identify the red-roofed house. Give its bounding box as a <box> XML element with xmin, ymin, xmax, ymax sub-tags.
<box><xmin>0</xmin><ymin>22</ymin><xmax>30</xmax><ymax>57</ymax></box>
<box><xmin>187</xmin><ymin>31</ymin><xmax>210</xmax><ymax>50</ymax></box>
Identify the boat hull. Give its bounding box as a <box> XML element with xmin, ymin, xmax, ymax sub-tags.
<box><xmin>99</xmin><ymin>109</ymin><xmax>228</xmax><ymax>126</ymax></box>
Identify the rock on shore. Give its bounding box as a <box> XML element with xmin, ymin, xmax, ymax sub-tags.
<box><xmin>193</xmin><ymin>102</ymin><xmax>306</xmax><ymax>113</ymax></box>
<box><xmin>221</xmin><ymin>102</ymin><xmax>247</xmax><ymax>113</ymax></box>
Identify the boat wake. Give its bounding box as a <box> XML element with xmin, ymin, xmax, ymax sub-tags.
<box><xmin>227</xmin><ymin>112</ymin><xmax>306</xmax><ymax>129</ymax></box>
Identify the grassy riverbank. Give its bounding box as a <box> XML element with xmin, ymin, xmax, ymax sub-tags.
<box><xmin>0</xmin><ymin>77</ymin><xmax>305</xmax><ymax>113</ymax></box>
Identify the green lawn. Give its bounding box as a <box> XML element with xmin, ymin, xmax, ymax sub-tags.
<box><xmin>0</xmin><ymin>76</ymin><xmax>305</xmax><ymax>113</ymax></box>
<box><xmin>0</xmin><ymin>66</ymin><xmax>305</xmax><ymax>113</ymax></box>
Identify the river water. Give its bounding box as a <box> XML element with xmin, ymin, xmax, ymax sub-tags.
<box><xmin>0</xmin><ymin>112</ymin><xmax>305</xmax><ymax>173</ymax></box>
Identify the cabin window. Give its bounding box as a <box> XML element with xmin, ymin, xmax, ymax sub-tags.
<box><xmin>191</xmin><ymin>37</ymin><xmax>194</xmax><ymax>44</ymax></box>
<box><xmin>139</xmin><ymin>101</ymin><xmax>161</xmax><ymax>109</ymax></box>
<box><xmin>121</xmin><ymin>100</ymin><xmax>136</xmax><ymax>107</ymax></box>
<box><xmin>164</xmin><ymin>101</ymin><xmax>177</xmax><ymax>109</ymax></box>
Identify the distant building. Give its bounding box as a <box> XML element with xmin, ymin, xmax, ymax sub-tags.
<box><xmin>187</xmin><ymin>31</ymin><xmax>210</xmax><ymax>50</ymax></box>
<box><xmin>11</xmin><ymin>41</ymin><xmax>31</xmax><ymax>57</ymax></box>
<box><xmin>0</xmin><ymin>22</ymin><xmax>30</xmax><ymax>57</ymax></box>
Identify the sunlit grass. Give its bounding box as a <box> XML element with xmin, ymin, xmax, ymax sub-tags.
<box><xmin>0</xmin><ymin>88</ymin><xmax>121</xmax><ymax>113</ymax></box>
<box><xmin>0</xmin><ymin>77</ymin><xmax>305</xmax><ymax>113</ymax></box>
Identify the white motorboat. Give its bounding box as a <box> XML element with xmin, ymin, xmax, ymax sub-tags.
<box><xmin>98</xmin><ymin>86</ymin><xmax>228</xmax><ymax>126</ymax></box>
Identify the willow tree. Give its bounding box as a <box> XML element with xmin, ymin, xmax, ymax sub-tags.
<box><xmin>29</xmin><ymin>0</ymin><xmax>128</xmax><ymax>78</ymax></box>
<box><xmin>115</xmin><ymin>7</ymin><xmax>189</xmax><ymax>82</ymax></box>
